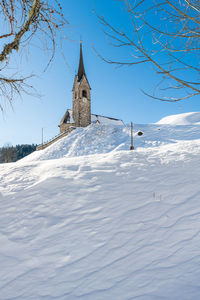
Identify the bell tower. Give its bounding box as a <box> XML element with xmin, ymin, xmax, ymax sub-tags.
<box><xmin>72</xmin><ymin>42</ymin><xmax>91</xmax><ymax>127</ymax></box>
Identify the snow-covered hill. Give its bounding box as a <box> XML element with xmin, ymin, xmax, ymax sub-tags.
<box><xmin>157</xmin><ymin>111</ymin><xmax>200</xmax><ymax>125</ymax></box>
<box><xmin>0</xmin><ymin>114</ymin><xmax>200</xmax><ymax>300</ymax></box>
<box><xmin>21</xmin><ymin>122</ymin><xmax>200</xmax><ymax>161</ymax></box>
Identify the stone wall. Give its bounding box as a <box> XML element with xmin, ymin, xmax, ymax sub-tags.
<box><xmin>73</xmin><ymin>75</ymin><xmax>91</xmax><ymax>127</ymax></box>
<box><xmin>59</xmin><ymin>122</ymin><xmax>75</xmax><ymax>133</ymax></box>
<box><xmin>79</xmin><ymin>97</ymin><xmax>91</xmax><ymax>127</ymax></box>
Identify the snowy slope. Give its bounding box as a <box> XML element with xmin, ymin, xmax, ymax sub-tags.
<box><xmin>0</xmin><ymin>118</ymin><xmax>200</xmax><ymax>300</ymax></box>
<box><xmin>21</xmin><ymin>122</ymin><xmax>200</xmax><ymax>161</ymax></box>
<box><xmin>157</xmin><ymin>111</ymin><xmax>200</xmax><ymax>125</ymax></box>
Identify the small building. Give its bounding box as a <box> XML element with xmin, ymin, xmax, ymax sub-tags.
<box><xmin>59</xmin><ymin>42</ymin><xmax>123</xmax><ymax>133</ymax></box>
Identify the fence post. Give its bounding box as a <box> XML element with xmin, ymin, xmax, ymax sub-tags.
<box><xmin>42</xmin><ymin>128</ymin><xmax>44</xmax><ymax>149</ymax></box>
<box><xmin>130</xmin><ymin>122</ymin><xmax>134</xmax><ymax>150</ymax></box>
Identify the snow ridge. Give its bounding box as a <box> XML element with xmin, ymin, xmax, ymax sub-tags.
<box><xmin>157</xmin><ymin>111</ymin><xmax>200</xmax><ymax>125</ymax></box>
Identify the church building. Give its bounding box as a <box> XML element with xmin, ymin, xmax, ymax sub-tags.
<box><xmin>37</xmin><ymin>42</ymin><xmax>123</xmax><ymax>151</ymax></box>
<box><xmin>59</xmin><ymin>42</ymin><xmax>123</xmax><ymax>133</ymax></box>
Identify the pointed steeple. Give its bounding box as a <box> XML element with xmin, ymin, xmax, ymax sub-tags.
<box><xmin>77</xmin><ymin>41</ymin><xmax>86</xmax><ymax>82</ymax></box>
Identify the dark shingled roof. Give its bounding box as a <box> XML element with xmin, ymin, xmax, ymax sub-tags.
<box><xmin>77</xmin><ymin>43</ymin><xmax>86</xmax><ymax>82</ymax></box>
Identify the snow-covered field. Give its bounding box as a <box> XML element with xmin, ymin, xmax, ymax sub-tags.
<box><xmin>0</xmin><ymin>112</ymin><xmax>200</xmax><ymax>299</ymax></box>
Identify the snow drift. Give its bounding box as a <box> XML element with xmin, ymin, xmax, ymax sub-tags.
<box><xmin>0</xmin><ymin>113</ymin><xmax>200</xmax><ymax>300</ymax></box>
<box><xmin>157</xmin><ymin>111</ymin><xmax>200</xmax><ymax>125</ymax></box>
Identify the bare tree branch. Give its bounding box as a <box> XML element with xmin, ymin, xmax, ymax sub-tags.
<box><xmin>0</xmin><ymin>0</ymin><xmax>68</xmax><ymax>109</ymax></box>
<box><xmin>96</xmin><ymin>0</ymin><xmax>200</xmax><ymax>101</ymax></box>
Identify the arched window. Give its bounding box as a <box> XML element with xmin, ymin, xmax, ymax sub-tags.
<box><xmin>82</xmin><ymin>90</ymin><xmax>87</xmax><ymax>98</ymax></box>
<box><xmin>75</xmin><ymin>92</ymin><xmax>77</xmax><ymax>99</ymax></box>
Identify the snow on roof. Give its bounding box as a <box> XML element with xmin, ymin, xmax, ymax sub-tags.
<box><xmin>62</xmin><ymin>109</ymin><xmax>124</xmax><ymax>126</ymax></box>
<box><xmin>91</xmin><ymin>113</ymin><xmax>124</xmax><ymax>125</ymax></box>
<box><xmin>67</xmin><ymin>110</ymin><xmax>74</xmax><ymax>124</ymax></box>
<box><xmin>156</xmin><ymin>112</ymin><xmax>200</xmax><ymax>125</ymax></box>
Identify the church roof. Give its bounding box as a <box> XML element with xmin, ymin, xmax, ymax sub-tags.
<box><xmin>58</xmin><ymin>110</ymin><xmax>73</xmax><ymax>127</ymax></box>
<box><xmin>77</xmin><ymin>42</ymin><xmax>86</xmax><ymax>82</ymax></box>
<box><xmin>59</xmin><ymin>109</ymin><xmax>124</xmax><ymax>126</ymax></box>
<box><xmin>91</xmin><ymin>114</ymin><xmax>124</xmax><ymax>126</ymax></box>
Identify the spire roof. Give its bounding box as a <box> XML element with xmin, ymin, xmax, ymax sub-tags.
<box><xmin>77</xmin><ymin>42</ymin><xmax>86</xmax><ymax>82</ymax></box>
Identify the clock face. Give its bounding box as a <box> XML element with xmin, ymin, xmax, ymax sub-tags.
<box><xmin>83</xmin><ymin>97</ymin><xmax>87</xmax><ymax>103</ymax></box>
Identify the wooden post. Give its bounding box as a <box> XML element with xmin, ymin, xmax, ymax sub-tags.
<box><xmin>130</xmin><ymin>122</ymin><xmax>134</xmax><ymax>150</ymax></box>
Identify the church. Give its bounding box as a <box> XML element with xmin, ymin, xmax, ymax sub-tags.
<box><xmin>58</xmin><ymin>42</ymin><xmax>123</xmax><ymax>133</ymax></box>
<box><xmin>37</xmin><ymin>42</ymin><xmax>123</xmax><ymax>151</ymax></box>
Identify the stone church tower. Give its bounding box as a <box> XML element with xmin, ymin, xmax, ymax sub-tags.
<box><xmin>72</xmin><ymin>42</ymin><xmax>91</xmax><ymax>127</ymax></box>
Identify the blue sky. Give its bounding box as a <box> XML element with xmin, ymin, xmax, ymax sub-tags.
<box><xmin>0</xmin><ymin>0</ymin><xmax>199</xmax><ymax>147</ymax></box>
